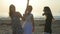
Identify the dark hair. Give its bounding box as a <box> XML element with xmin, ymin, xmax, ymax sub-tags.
<box><xmin>44</xmin><ymin>6</ymin><xmax>52</xmax><ymax>14</ymax></box>
<box><xmin>9</xmin><ymin>4</ymin><xmax>15</xmax><ymax>18</ymax></box>
<box><xmin>43</xmin><ymin>6</ymin><xmax>54</xmax><ymax>19</ymax></box>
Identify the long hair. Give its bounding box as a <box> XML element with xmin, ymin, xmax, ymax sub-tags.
<box><xmin>44</xmin><ymin>6</ymin><xmax>54</xmax><ymax>19</ymax></box>
<box><xmin>9</xmin><ymin>4</ymin><xmax>15</xmax><ymax>18</ymax></box>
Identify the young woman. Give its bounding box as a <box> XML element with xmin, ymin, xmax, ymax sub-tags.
<box><xmin>9</xmin><ymin>4</ymin><xmax>23</xmax><ymax>34</ymax></box>
<box><xmin>42</xmin><ymin>6</ymin><xmax>54</xmax><ymax>34</ymax></box>
<box><xmin>23</xmin><ymin>5</ymin><xmax>34</xmax><ymax>34</ymax></box>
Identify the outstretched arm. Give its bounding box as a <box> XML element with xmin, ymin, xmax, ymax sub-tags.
<box><xmin>23</xmin><ymin>0</ymin><xmax>29</xmax><ymax>21</ymax></box>
<box><xmin>25</xmin><ymin>0</ymin><xmax>29</xmax><ymax>13</ymax></box>
<box><xmin>15</xmin><ymin>12</ymin><xmax>22</xmax><ymax>19</ymax></box>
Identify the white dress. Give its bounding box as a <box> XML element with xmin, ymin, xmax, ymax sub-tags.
<box><xmin>23</xmin><ymin>13</ymin><xmax>33</xmax><ymax>34</ymax></box>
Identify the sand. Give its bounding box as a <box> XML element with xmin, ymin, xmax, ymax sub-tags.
<box><xmin>0</xmin><ymin>20</ymin><xmax>60</xmax><ymax>34</ymax></box>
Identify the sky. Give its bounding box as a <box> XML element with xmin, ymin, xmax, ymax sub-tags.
<box><xmin>0</xmin><ymin>0</ymin><xmax>60</xmax><ymax>18</ymax></box>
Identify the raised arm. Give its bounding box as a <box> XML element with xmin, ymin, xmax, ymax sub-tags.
<box><xmin>27</xmin><ymin>0</ymin><xmax>29</xmax><ymax>7</ymax></box>
<box><xmin>23</xmin><ymin>0</ymin><xmax>30</xmax><ymax>21</ymax></box>
<box><xmin>25</xmin><ymin>0</ymin><xmax>29</xmax><ymax>13</ymax></box>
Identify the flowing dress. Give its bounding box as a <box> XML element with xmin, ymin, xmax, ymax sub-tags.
<box><xmin>23</xmin><ymin>13</ymin><xmax>33</xmax><ymax>34</ymax></box>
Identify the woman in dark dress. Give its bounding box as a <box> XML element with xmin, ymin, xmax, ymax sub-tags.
<box><xmin>9</xmin><ymin>4</ymin><xmax>23</xmax><ymax>34</ymax></box>
<box><xmin>42</xmin><ymin>6</ymin><xmax>54</xmax><ymax>34</ymax></box>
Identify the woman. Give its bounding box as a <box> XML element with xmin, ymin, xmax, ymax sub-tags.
<box><xmin>9</xmin><ymin>4</ymin><xmax>23</xmax><ymax>34</ymax></box>
<box><xmin>42</xmin><ymin>6</ymin><xmax>54</xmax><ymax>34</ymax></box>
<box><xmin>23</xmin><ymin>5</ymin><xmax>34</xmax><ymax>34</ymax></box>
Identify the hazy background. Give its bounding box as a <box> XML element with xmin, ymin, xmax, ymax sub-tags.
<box><xmin>0</xmin><ymin>0</ymin><xmax>60</xmax><ymax>34</ymax></box>
<box><xmin>0</xmin><ymin>0</ymin><xmax>60</xmax><ymax>18</ymax></box>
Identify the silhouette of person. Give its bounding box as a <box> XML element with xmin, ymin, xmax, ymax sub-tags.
<box><xmin>23</xmin><ymin>5</ymin><xmax>34</xmax><ymax>34</ymax></box>
<box><xmin>9</xmin><ymin>4</ymin><xmax>23</xmax><ymax>34</ymax></box>
<box><xmin>42</xmin><ymin>6</ymin><xmax>54</xmax><ymax>34</ymax></box>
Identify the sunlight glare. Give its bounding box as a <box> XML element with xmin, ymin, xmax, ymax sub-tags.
<box><xmin>8</xmin><ymin>0</ymin><xmax>27</xmax><ymax>14</ymax></box>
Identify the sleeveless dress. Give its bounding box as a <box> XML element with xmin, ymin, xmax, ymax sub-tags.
<box><xmin>23</xmin><ymin>13</ymin><xmax>33</xmax><ymax>34</ymax></box>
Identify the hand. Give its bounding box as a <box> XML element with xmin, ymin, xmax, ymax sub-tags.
<box><xmin>52</xmin><ymin>19</ymin><xmax>56</xmax><ymax>23</ymax></box>
<box><xmin>42</xmin><ymin>13</ymin><xmax>45</xmax><ymax>16</ymax></box>
<box><xmin>32</xmin><ymin>27</ymin><xmax>34</xmax><ymax>32</ymax></box>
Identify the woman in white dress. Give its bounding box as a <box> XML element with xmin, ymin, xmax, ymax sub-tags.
<box><xmin>23</xmin><ymin>5</ymin><xmax>34</xmax><ymax>34</ymax></box>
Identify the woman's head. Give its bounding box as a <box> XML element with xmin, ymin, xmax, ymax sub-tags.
<box><xmin>43</xmin><ymin>6</ymin><xmax>54</xmax><ymax>18</ymax></box>
<box><xmin>43</xmin><ymin>6</ymin><xmax>51</xmax><ymax>14</ymax></box>
<box><xmin>9</xmin><ymin>4</ymin><xmax>16</xmax><ymax>12</ymax></box>
<box><xmin>27</xmin><ymin>5</ymin><xmax>33</xmax><ymax>13</ymax></box>
<box><xmin>9</xmin><ymin>4</ymin><xmax>16</xmax><ymax>17</ymax></box>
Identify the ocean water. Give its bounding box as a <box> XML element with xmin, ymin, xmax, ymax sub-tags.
<box><xmin>34</xmin><ymin>16</ymin><xmax>60</xmax><ymax>20</ymax></box>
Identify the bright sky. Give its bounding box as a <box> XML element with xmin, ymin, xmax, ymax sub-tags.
<box><xmin>0</xmin><ymin>0</ymin><xmax>60</xmax><ymax>18</ymax></box>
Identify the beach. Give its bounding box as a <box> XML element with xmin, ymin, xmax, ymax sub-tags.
<box><xmin>0</xmin><ymin>20</ymin><xmax>60</xmax><ymax>34</ymax></box>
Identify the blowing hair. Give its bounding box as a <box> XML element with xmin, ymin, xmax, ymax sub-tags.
<box><xmin>44</xmin><ymin>6</ymin><xmax>54</xmax><ymax>19</ymax></box>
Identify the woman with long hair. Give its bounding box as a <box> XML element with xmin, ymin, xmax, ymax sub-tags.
<box><xmin>9</xmin><ymin>4</ymin><xmax>23</xmax><ymax>34</ymax></box>
<box><xmin>42</xmin><ymin>6</ymin><xmax>54</xmax><ymax>34</ymax></box>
